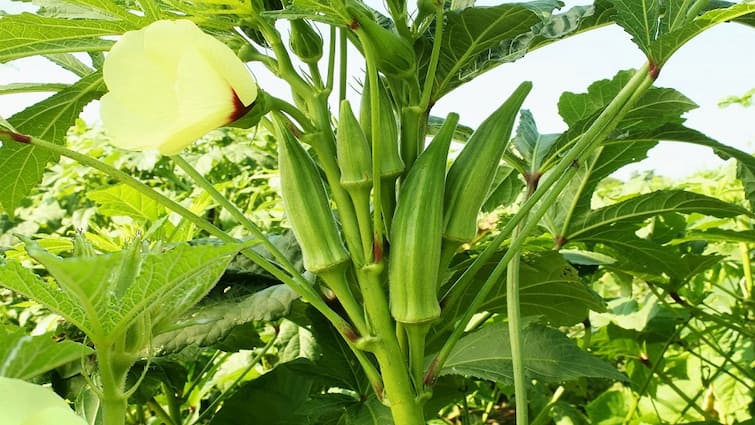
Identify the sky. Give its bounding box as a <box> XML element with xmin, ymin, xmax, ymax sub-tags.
<box><xmin>1</xmin><ymin>0</ymin><xmax>754</xmax><ymax>179</ymax></box>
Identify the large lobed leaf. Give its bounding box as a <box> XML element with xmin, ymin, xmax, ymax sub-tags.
<box><xmin>1</xmin><ymin>72</ymin><xmax>105</xmax><ymax>216</ymax></box>
<box><xmin>440</xmin><ymin>322</ymin><xmax>626</xmax><ymax>384</ymax></box>
<box><xmin>568</xmin><ymin>189</ymin><xmax>752</xmax><ymax>241</ymax></box>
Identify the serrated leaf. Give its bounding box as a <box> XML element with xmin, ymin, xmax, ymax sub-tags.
<box><xmin>151</xmin><ymin>284</ymin><xmax>299</xmax><ymax>354</ymax></box>
<box><xmin>446</xmin><ymin>251</ymin><xmax>605</xmax><ymax>326</ymax></box>
<box><xmin>608</xmin><ymin>0</ymin><xmax>661</xmax><ymax>54</ymax></box>
<box><xmin>737</xmin><ymin>162</ymin><xmax>755</xmax><ymax>211</ymax></box>
<box><xmin>34</xmin><ymin>0</ymin><xmax>146</xmax><ymax>22</ymax></box>
<box><xmin>673</xmin><ymin>228</ymin><xmax>755</xmax><ymax>244</ymax></box>
<box><xmin>577</xmin><ymin>226</ymin><xmax>685</xmax><ymax>278</ymax></box>
<box><xmin>44</xmin><ymin>53</ymin><xmax>95</xmax><ymax>77</ymax></box>
<box><xmin>0</xmin><ymin>14</ymin><xmax>138</xmax><ymax>63</ymax></box>
<box><xmin>0</xmin><ymin>82</ymin><xmax>69</xmax><ymax>95</ymax></box>
<box><xmin>429</xmin><ymin>3</ymin><xmax>546</xmax><ymax>100</ymax></box>
<box><xmin>0</xmin><ymin>260</ymin><xmax>92</xmax><ymax>335</ymax></box>
<box><xmin>650</xmin><ymin>2</ymin><xmax>755</xmax><ymax>67</ymax></box>
<box><xmin>0</xmin><ymin>324</ymin><xmax>93</xmax><ymax>380</ymax></box>
<box><xmin>1</xmin><ymin>72</ymin><xmax>105</xmax><ymax>215</ymax></box>
<box><xmin>440</xmin><ymin>322</ymin><xmax>626</xmax><ymax>383</ymax></box>
<box><xmin>114</xmin><ymin>242</ymin><xmax>248</xmax><ymax>337</ymax></box>
<box><xmin>568</xmin><ymin>190</ymin><xmax>752</xmax><ymax>241</ymax></box>
<box><xmin>87</xmin><ymin>184</ymin><xmax>167</xmax><ymax>223</ymax></box>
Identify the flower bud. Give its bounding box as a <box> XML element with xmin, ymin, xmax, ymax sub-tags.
<box><xmin>289</xmin><ymin>19</ymin><xmax>323</xmax><ymax>64</ymax></box>
<box><xmin>347</xmin><ymin>5</ymin><xmax>417</xmax><ymax>80</ymax></box>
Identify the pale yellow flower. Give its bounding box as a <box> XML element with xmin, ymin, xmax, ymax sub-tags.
<box><xmin>100</xmin><ymin>20</ymin><xmax>257</xmax><ymax>155</ymax></box>
<box><xmin>0</xmin><ymin>377</ymin><xmax>87</xmax><ymax>425</ymax></box>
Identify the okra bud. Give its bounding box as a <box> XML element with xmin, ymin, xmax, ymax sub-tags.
<box><xmin>337</xmin><ymin>100</ymin><xmax>372</xmax><ymax>189</ymax></box>
<box><xmin>444</xmin><ymin>82</ymin><xmax>532</xmax><ymax>242</ymax></box>
<box><xmin>347</xmin><ymin>5</ymin><xmax>416</xmax><ymax>80</ymax></box>
<box><xmin>289</xmin><ymin>19</ymin><xmax>323</xmax><ymax>64</ymax></box>
<box><xmin>389</xmin><ymin>113</ymin><xmax>459</xmax><ymax>324</ymax></box>
<box><xmin>277</xmin><ymin>122</ymin><xmax>350</xmax><ymax>273</ymax></box>
<box><xmin>360</xmin><ymin>76</ymin><xmax>404</xmax><ymax>177</ymax></box>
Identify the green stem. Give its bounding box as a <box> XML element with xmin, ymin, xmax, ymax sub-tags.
<box><xmin>427</xmin><ymin>64</ymin><xmax>655</xmax><ymax>384</ymax></box>
<box><xmin>326</xmin><ymin>26</ymin><xmax>337</xmax><ymax>93</ymax></box>
<box><xmin>507</xmin><ymin>239</ymin><xmax>528</xmax><ymax>425</ymax></box>
<box><xmin>358</xmin><ymin>264</ymin><xmax>424</xmax><ymax>424</ymax></box>
<box><xmin>339</xmin><ymin>28</ymin><xmax>348</xmax><ymax>102</ymax></box>
<box><xmin>319</xmin><ymin>264</ymin><xmax>369</xmax><ymax>336</ymax></box>
<box><xmin>405</xmin><ymin>322</ymin><xmax>430</xmax><ymax>389</ymax></box>
<box><xmin>419</xmin><ymin>4</ymin><xmax>445</xmax><ymax>111</ymax></box>
<box><xmin>348</xmin><ymin>187</ymin><xmax>376</xmax><ymax>264</ymax></box>
<box><xmin>739</xmin><ymin>220</ymin><xmax>753</xmax><ymax>299</ymax></box>
<box><xmin>269</xmin><ymin>96</ymin><xmax>314</xmax><ymax>132</ymax></box>
<box><xmin>172</xmin><ymin>154</ymin><xmax>303</xmax><ymax>280</ymax></box>
<box><xmin>145</xmin><ymin>399</ymin><xmax>176</xmax><ymax>425</ymax></box>
<box><xmin>162</xmin><ymin>382</ymin><xmax>182</xmax><ymax>424</ymax></box>
<box><xmin>97</xmin><ymin>347</ymin><xmax>131</xmax><ymax>425</ymax></box>
<box><xmin>530</xmin><ymin>386</ymin><xmax>564</xmax><ymax>425</ymax></box>
<box><xmin>362</xmin><ymin>41</ymin><xmax>385</xmax><ymax>252</ymax></box>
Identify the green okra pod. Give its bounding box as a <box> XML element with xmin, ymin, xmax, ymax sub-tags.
<box><xmin>337</xmin><ymin>100</ymin><xmax>372</xmax><ymax>189</ymax></box>
<box><xmin>276</xmin><ymin>122</ymin><xmax>350</xmax><ymax>273</ymax></box>
<box><xmin>444</xmin><ymin>81</ymin><xmax>532</xmax><ymax>243</ymax></box>
<box><xmin>389</xmin><ymin>113</ymin><xmax>459</xmax><ymax>324</ymax></box>
<box><xmin>360</xmin><ymin>76</ymin><xmax>404</xmax><ymax>177</ymax></box>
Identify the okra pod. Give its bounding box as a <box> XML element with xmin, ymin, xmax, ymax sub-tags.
<box><xmin>389</xmin><ymin>113</ymin><xmax>459</xmax><ymax>324</ymax></box>
<box><xmin>444</xmin><ymin>81</ymin><xmax>532</xmax><ymax>243</ymax></box>
<box><xmin>276</xmin><ymin>122</ymin><xmax>350</xmax><ymax>273</ymax></box>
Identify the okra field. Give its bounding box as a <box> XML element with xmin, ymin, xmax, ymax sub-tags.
<box><xmin>0</xmin><ymin>0</ymin><xmax>754</xmax><ymax>424</ymax></box>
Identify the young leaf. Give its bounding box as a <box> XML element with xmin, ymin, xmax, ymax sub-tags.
<box><xmin>440</xmin><ymin>322</ymin><xmax>626</xmax><ymax>383</ymax></box>
<box><xmin>0</xmin><ymin>324</ymin><xmax>93</xmax><ymax>380</ymax></box>
<box><xmin>511</xmin><ymin>109</ymin><xmax>560</xmax><ymax>176</ymax></box>
<box><xmin>1</xmin><ymin>72</ymin><xmax>105</xmax><ymax>216</ymax></box>
<box><xmin>87</xmin><ymin>184</ymin><xmax>166</xmax><ymax>223</ymax></box>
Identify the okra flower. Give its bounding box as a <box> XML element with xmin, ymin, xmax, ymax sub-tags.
<box><xmin>0</xmin><ymin>377</ymin><xmax>87</xmax><ymax>425</ymax></box>
<box><xmin>100</xmin><ymin>20</ymin><xmax>258</xmax><ymax>155</ymax></box>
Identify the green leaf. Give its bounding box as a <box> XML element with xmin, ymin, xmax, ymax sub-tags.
<box><xmin>440</xmin><ymin>322</ymin><xmax>626</xmax><ymax>383</ymax></box>
<box><xmin>0</xmin><ymin>14</ymin><xmax>137</xmax><ymax>63</ymax></box>
<box><xmin>446</xmin><ymin>251</ymin><xmax>605</xmax><ymax>326</ymax></box>
<box><xmin>87</xmin><ymin>184</ymin><xmax>167</xmax><ymax>223</ymax></box>
<box><xmin>152</xmin><ymin>284</ymin><xmax>299</xmax><ymax>355</ymax></box>
<box><xmin>114</xmin><ymin>242</ymin><xmax>249</xmax><ymax>337</ymax></box>
<box><xmin>586</xmin><ymin>388</ymin><xmax>635</xmax><ymax>425</ymax></box>
<box><xmin>34</xmin><ymin>0</ymin><xmax>147</xmax><ymax>22</ymax></box>
<box><xmin>576</xmin><ymin>226</ymin><xmax>685</xmax><ymax>278</ymax></box>
<box><xmin>209</xmin><ymin>359</ymin><xmax>315</xmax><ymax>425</ymax></box>
<box><xmin>511</xmin><ymin>109</ymin><xmax>560</xmax><ymax>174</ymax></box>
<box><xmin>650</xmin><ymin>2</ymin><xmax>755</xmax><ymax>67</ymax></box>
<box><xmin>482</xmin><ymin>166</ymin><xmax>525</xmax><ymax>213</ymax></box>
<box><xmin>1</xmin><ymin>72</ymin><xmax>105</xmax><ymax>216</ymax></box>
<box><xmin>429</xmin><ymin>3</ymin><xmax>547</xmax><ymax>100</ymax></box>
<box><xmin>0</xmin><ymin>324</ymin><xmax>93</xmax><ymax>380</ymax></box>
<box><xmin>568</xmin><ymin>190</ymin><xmax>752</xmax><ymax>241</ymax></box>
<box><xmin>0</xmin><ymin>82</ymin><xmax>70</xmax><ymax>95</ymax></box>
<box><xmin>673</xmin><ymin>228</ymin><xmax>755</xmax><ymax>244</ymax></box>
<box><xmin>0</xmin><ymin>260</ymin><xmax>92</xmax><ymax>335</ymax></box>
<box><xmin>738</xmin><ymin>162</ymin><xmax>755</xmax><ymax>211</ymax></box>
<box><xmin>44</xmin><ymin>53</ymin><xmax>95</xmax><ymax>77</ymax></box>
<box><xmin>607</xmin><ymin>0</ymin><xmax>661</xmax><ymax>54</ymax></box>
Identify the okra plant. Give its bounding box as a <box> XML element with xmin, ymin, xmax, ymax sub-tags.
<box><xmin>0</xmin><ymin>0</ymin><xmax>754</xmax><ymax>424</ymax></box>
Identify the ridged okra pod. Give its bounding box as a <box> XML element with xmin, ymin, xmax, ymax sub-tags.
<box><xmin>360</xmin><ymin>76</ymin><xmax>404</xmax><ymax>177</ymax></box>
<box><xmin>389</xmin><ymin>113</ymin><xmax>459</xmax><ymax>324</ymax></box>
<box><xmin>444</xmin><ymin>81</ymin><xmax>532</xmax><ymax>242</ymax></box>
<box><xmin>337</xmin><ymin>100</ymin><xmax>372</xmax><ymax>189</ymax></box>
<box><xmin>277</xmin><ymin>122</ymin><xmax>350</xmax><ymax>273</ymax></box>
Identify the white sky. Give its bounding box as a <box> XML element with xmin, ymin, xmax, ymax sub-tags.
<box><xmin>1</xmin><ymin>0</ymin><xmax>754</xmax><ymax>179</ymax></box>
